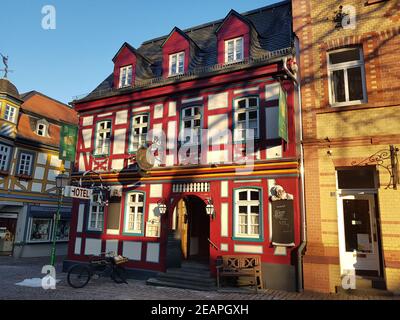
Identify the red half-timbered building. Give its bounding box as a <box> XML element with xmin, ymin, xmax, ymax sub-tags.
<box><xmin>65</xmin><ymin>0</ymin><xmax>304</xmax><ymax>291</ymax></box>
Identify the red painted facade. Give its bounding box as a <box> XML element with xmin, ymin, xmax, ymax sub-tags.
<box><xmin>66</xmin><ymin>2</ymin><xmax>301</xmax><ymax>291</ymax></box>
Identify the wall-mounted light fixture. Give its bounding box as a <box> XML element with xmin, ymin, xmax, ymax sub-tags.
<box><xmin>157</xmin><ymin>199</ymin><xmax>167</xmax><ymax>215</ymax></box>
<box><xmin>205</xmin><ymin>198</ymin><xmax>215</xmax><ymax>219</ymax></box>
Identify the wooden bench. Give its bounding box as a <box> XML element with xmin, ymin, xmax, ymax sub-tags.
<box><xmin>216</xmin><ymin>255</ymin><xmax>263</xmax><ymax>291</ymax></box>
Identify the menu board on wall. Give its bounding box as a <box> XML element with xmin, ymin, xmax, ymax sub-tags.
<box><xmin>271</xmin><ymin>199</ymin><xmax>295</xmax><ymax>246</ymax></box>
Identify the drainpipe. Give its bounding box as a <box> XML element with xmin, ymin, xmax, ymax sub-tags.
<box><xmin>283</xmin><ymin>54</ymin><xmax>307</xmax><ymax>292</ymax></box>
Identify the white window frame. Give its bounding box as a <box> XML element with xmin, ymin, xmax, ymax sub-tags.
<box><xmin>36</xmin><ymin>121</ymin><xmax>48</xmax><ymax>137</ymax></box>
<box><xmin>88</xmin><ymin>193</ymin><xmax>105</xmax><ymax>231</ymax></box>
<box><xmin>94</xmin><ymin>120</ymin><xmax>112</xmax><ymax>155</ymax></box>
<box><xmin>4</xmin><ymin>104</ymin><xmax>16</xmax><ymax>123</ymax></box>
<box><xmin>124</xmin><ymin>192</ymin><xmax>145</xmax><ymax>234</ymax></box>
<box><xmin>327</xmin><ymin>47</ymin><xmax>367</xmax><ymax>107</ymax></box>
<box><xmin>0</xmin><ymin>144</ymin><xmax>12</xmax><ymax>171</ymax></box>
<box><xmin>234</xmin><ymin>96</ymin><xmax>260</xmax><ymax>142</ymax></box>
<box><xmin>17</xmin><ymin>152</ymin><xmax>34</xmax><ymax>176</ymax></box>
<box><xmin>234</xmin><ymin>189</ymin><xmax>261</xmax><ymax>239</ymax></box>
<box><xmin>169</xmin><ymin>51</ymin><xmax>185</xmax><ymax>76</ymax></box>
<box><xmin>225</xmin><ymin>37</ymin><xmax>244</xmax><ymax>64</ymax></box>
<box><xmin>130</xmin><ymin>114</ymin><xmax>149</xmax><ymax>152</ymax></box>
<box><xmin>180</xmin><ymin>106</ymin><xmax>201</xmax><ymax>146</ymax></box>
<box><xmin>119</xmin><ymin>65</ymin><xmax>133</xmax><ymax>88</ymax></box>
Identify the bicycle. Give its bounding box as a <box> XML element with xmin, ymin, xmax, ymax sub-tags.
<box><xmin>67</xmin><ymin>251</ymin><xmax>129</xmax><ymax>288</ymax></box>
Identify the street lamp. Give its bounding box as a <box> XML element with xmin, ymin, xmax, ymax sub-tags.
<box><xmin>50</xmin><ymin>172</ymin><xmax>70</xmax><ymax>266</ymax></box>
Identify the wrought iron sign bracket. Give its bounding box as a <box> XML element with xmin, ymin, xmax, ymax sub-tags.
<box><xmin>351</xmin><ymin>145</ymin><xmax>399</xmax><ymax>189</ymax></box>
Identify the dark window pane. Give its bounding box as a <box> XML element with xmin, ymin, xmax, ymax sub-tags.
<box><xmin>249</xmin><ymin>111</ymin><xmax>257</xmax><ymax>120</ymax></box>
<box><xmin>329</xmin><ymin>49</ymin><xmax>360</xmax><ymax>64</ymax></box>
<box><xmin>239</xmin><ymin>191</ymin><xmax>247</xmax><ymax>200</ymax></box>
<box><xmin>347</xmin><ymin>67</ymin><xmax>364</xmax><ymax>101</ymax></box>
<box><xmin>250</xmin><ymin>205</ymin><xmax>259</xmax><ymax>213</ymax></box>
<box><xmin>239</xmin><ymin>206</ymin><xmax>247</xmax><ymax>214</ymax></box>
<box><xmin>143</xmin><ymin>116</ymin><xmax>148</xmax><ymax>123</ymax></box>
<box><xmin>343</xmin><ymin>199</ymin><xmax>372</xmax><ymax>252</ymax></box>
<box><xmin>184</xmin><ymin>121</ymin><xmax>191</xmax><ymax>128</ymax></box>
<box><xmin>237</xmin><ymin>100</ymin><xmax>246</xmax><ymax>109</ymax></box>
<box><xmin>238</xmin><ymin>113</ymin><xmax>246</xmax><ymax>121</ymax></box>
<box><xmin>337</xmin><ymin>167</ymin><xmax>376</xmax><ymax>189</ymax></box>
<box><xmin>250</xmin><ymin>191</ymin><xmax>259</xmax><ymax>200</ymax></box>
<box><xmin>331</xmin><ymin>70</ymin><xmax>346</xmax><ymax>103</ymax></box>
<box><xmin>184</xmin><ymin>109</ymin><xmax>192</xmax><ymax>117</ymax></box>
<box><xmin>194</xmin><ymin>119</ymin><xmax>201</xmax><ymax>127</ymax></box>
<box><xmin>249</xmin><ymin>98</ymin><xmax>258</xmax><ymax>107</ymax></box>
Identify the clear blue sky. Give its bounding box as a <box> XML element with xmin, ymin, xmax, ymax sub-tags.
<box><xmin>1</xmin><ymin>0</ymin><xmax>281</xmax><ymax>104</ymax></box>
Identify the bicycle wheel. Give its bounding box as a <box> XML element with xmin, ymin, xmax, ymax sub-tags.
<box><xmin>111</xmin><ymin>265</ymin><xmax>128</xmax><ymax>284</ymax></box>
<box><xmin>67</xmin><ymin>264</ymin><xmax>91</xmax><ymax>288</ymax></box>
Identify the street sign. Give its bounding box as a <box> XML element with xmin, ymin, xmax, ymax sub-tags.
<box><xmin>64</xmin><ymin>186</ymin><xmax>92</xmax><ymax>199</ymax></box>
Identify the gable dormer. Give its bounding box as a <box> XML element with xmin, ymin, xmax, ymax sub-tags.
<box><xmin>161</xmin><ymin>27</ymin><xmax>194</xmax><ymax>78</ymax></box>
<box><xmin>215</xmin><ymin>10</ymin><xmax>251</xmax><ymax>64</ymax></box>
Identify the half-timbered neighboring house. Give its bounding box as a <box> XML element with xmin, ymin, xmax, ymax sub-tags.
<box><xmin>0</xmin><ymin>78</ymin><xmax>77</xmax><ymax>257</ymax></box>
<box><xmin>65</xmin><ymin>0</ymin><xmax>304</xmax><ymax>291</ymax></box>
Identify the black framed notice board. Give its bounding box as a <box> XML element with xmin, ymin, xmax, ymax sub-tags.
<box><xmin>271</xmin><ymin>199</ymin><xmax>295</xmax><ymax>246</ymax></box>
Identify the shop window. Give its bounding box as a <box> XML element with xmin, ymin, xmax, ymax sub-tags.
<box><xmin>328</xmin><ymin>47</ymin><xmax>367</xmax><ymax>107</ymax></box>
<box><xmin>55</xmin><ymin>219</ymin><xmax>70</xmax><ymax>241</ymax></box>
<box><xmin>29</xmin><ymin>218</ymin><xmax>52</xmax><ymax>242</ymax></box>
<box><xmin>234</xmin><ymin>188</ymin><xmax>261</xmax><ymax>239</ymax></box>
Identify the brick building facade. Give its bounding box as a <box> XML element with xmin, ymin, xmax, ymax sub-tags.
<box><xmin>292</xmin><ymin>0</ymin><xmax>400</xmax><ymax>293</ymax></box>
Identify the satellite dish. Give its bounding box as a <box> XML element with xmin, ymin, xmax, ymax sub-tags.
<box><xmin>136</xmin><ymin>146</ymin><xmax>155</xmax><ymax>171</ymax></box>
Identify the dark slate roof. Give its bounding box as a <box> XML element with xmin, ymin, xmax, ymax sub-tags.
<box><xmin>81</xmin><ymin>0</ymin><xmax>292</xmax><ymax>101</ymax></box>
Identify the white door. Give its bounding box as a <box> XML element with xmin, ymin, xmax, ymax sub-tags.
<box><xmin>337</xmin><ymin>194</ymin><xmax>380</xmax><ymax>276</ymax></box>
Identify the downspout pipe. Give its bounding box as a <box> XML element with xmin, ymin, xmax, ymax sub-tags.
<box><xmin>283</xmin><ymin>54</ymin><xmax>307</xmax><ymax>293</ymax></box>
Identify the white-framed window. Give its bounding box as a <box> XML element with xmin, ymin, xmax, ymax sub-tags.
<box><xmin>88</xmin><ymin>193</ymin><xmax>105</xmax><ymax>231</ymax></box>
<box><xmin>234</xmin><ymin>96</ymin><xmax>259</xmax><ymax>141</ymax></box>
<box><xmin>4</xmin><ymin>104</ymin><xmax>17</xmax><ymax>123</ymax></box>
<box><xmin>180</xmin><ymin>106</ymin><xmax>201</xmax><ymax>145</ymax></box>
<box><xmin>0</xmin><ymin>144</ymin><xmax>12</xmax><ymax>171</ymax></box>
<box><xmin>169</xmin><ymin>51</ymin><xmax>185</xmax><ymax>76</ymax></box>
<box><xmin>94</xmin><ymin>120</ymin><xmax>112</xmax><ymax>155</ymax></box>
<box><xmin>328</xmin><ymin>47</ymin><xmax>367</xmax><ymax>107</ymax></box>
<box><xmin>36</xmin><ymin>120</ymin><xmax>48</xmax><ymax>137</ymax></box>
<box><xmin>119</xmin><ymin>65</ymin><xmax>133</xmax><ymax>88</ymax></box>
<box><xmin>234</xmin><ymin>189</ymin><xmax>261</xmax><ymax>239</ymax></box>
<box><xmin>225</xmin><ymin>37</ymin><xmax>244</xmax><ymax>63</ymax></box>
<box><xmin>29</xmin><ymin>218</ymin><xmax>52</xmax><ymax>242</ymax></box>
<box><xmin>124</xmin><ymin>192</ymin><xmax>145</xmax><ymax>234</ymax></box>
<box><xmin>130</xmin><ymin>114</ymin><xmax>149</xmax><ymax>152</ymax></box>
<box><xmin>17</xmin><ymin>152</ymin><xmax>34</xmax><ymax>176</ymax></box>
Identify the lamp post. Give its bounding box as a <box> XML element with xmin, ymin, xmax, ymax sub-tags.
<box><xmin>50</xmin><ymin>171</ymin><xmax>70</xmax><ymax>266</ymax></box>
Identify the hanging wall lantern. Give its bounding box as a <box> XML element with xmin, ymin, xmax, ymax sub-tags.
<box><xmin>157</xmin><ymin>199</ymin><xmax>167</xmax><ymax>215</ymax></box>
<box><xmin>205</xmin><ymin>198</ymin><xmax>215</xmax><ymax>219</ymax></box>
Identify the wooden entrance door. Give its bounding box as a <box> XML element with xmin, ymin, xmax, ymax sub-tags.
<box><xmin>177</xmin><ymin>199</ymin><xmax>189</xmax><ymax>259</ymax></box>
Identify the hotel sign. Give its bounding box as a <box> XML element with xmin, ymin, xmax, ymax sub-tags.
<box><xmin>64</xmin><ymin>186</ymin><xmax>92</xmax><ymax>200</ymax></box>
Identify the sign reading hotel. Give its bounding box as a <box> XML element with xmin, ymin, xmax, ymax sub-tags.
<box><xmin>64</xmin><ymin>186</ymin><xmax>92</xmax><ymax>200</ymax></box>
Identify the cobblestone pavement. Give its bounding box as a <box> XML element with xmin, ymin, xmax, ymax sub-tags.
<box><xmin>0</xmin><ymin>256</ymin><xmax>398</xmax><ymax>300</ymax></box>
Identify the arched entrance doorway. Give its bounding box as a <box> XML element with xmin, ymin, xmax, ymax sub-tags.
<box><xmin>173</xmin><ymin>195</ymin><xmax>210</xmax><ymax>262</ymax></box>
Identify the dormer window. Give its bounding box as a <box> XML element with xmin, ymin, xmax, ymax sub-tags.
<box><xmin>169</xmin><ymin>52</ymin><xmax>185</xmax><ymax>76</ymax></box>
<box><xmin>119</xmin><ymin>65</ymin><xmax>133</xmax><ymax>88</ymax></box>
<box><xmin>36</xmin><ymin>123</ymin><xmax>47</xmax><ymax>137</ymax></box>
<box><xmin>225</xmin><ymin>37</ymin><xmax>244</xmax><ymax>63</ymax></box>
